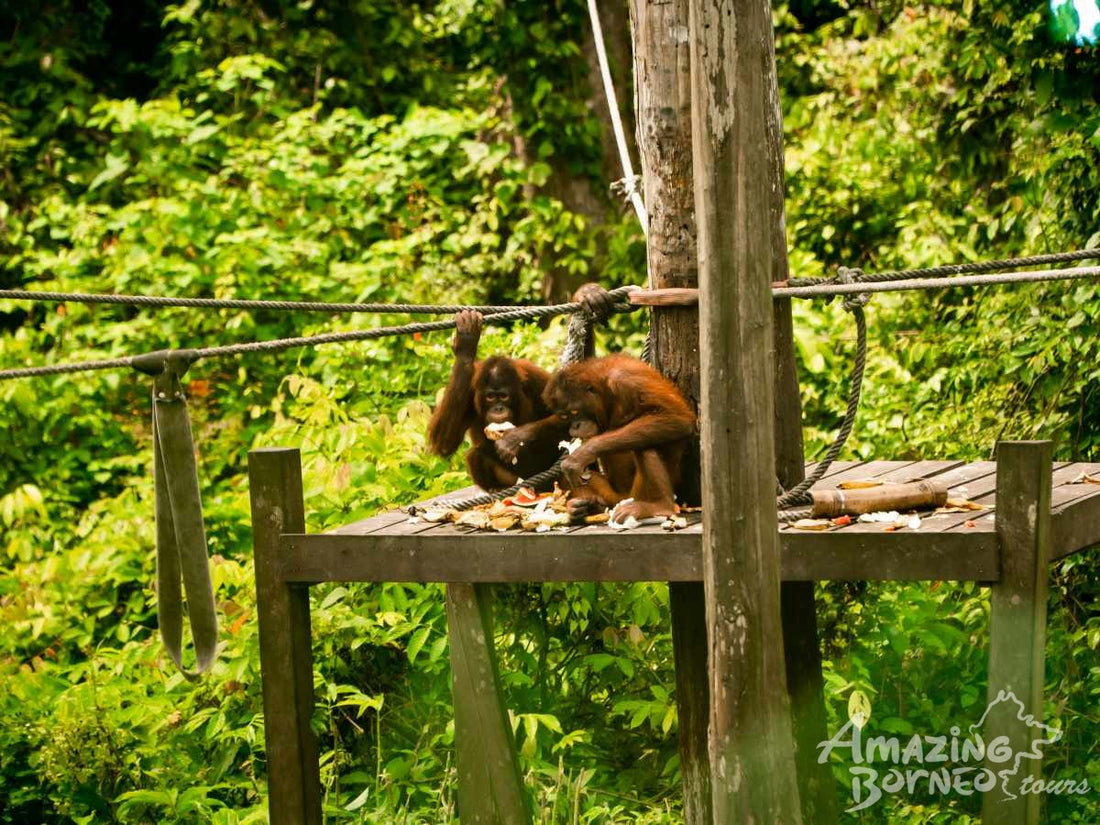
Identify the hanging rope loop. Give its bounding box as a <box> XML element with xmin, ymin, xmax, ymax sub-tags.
<box><xmin>776</xmin><ymin>300</ymin><xmax>868</xmax><ymax>510</ymax></box>
<box><xmin>137</xmin><ymin>349</ymin><xmax>219</xmax><ymax>677</ymax></box>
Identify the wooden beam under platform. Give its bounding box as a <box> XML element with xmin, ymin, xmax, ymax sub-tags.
<box><xmin>276</xmin><ymin>459</ymin><xmax>1100</xmax><ymax>586</ymax></box>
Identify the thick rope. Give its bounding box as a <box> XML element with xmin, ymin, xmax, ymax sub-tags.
<box><xmin>585</xmin><ymin>0</ymin><xmax>648</xmax><ymax>235</ymax></box>
<box><xmin>777</xmin><ymin>271</ymin><xmax>869</xmax><ymax>509</ymax></box>
<box><xmin>775</xmin><ymin>265</ymin><xmax>1100</xmax><ymax>300</ymax></box>
<box><xmin>421</xmin><ymin>462</ymin><xmax>566</xmax><ymax>514</ymax></box>
<box><xmin>0</xmin><ymin>289</ymin><xmax>638</xmax><ymax>381</ymax></box>
<box><xmin>0</xmin><ymin>289</ymin><xmax>537</xmax><ymax>315</ymax></box>
<box><xmin>784</xmin><ymin>249</ymin><xmax>1100</xmax><ymax>289</ymax></box>
<box><xmin>0</xmin><ymin>356</ymin><xmax>134</xmax><ymax>380</ymax></box>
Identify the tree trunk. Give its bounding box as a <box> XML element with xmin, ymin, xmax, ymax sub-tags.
<box><xmin>630</xmin><ymin>2</ymin><xmax>711</xmax><ymax>821</ymax></box>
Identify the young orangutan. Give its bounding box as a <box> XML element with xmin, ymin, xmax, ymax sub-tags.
<box><xmin>494</xmin><ymin>353</ymin><xmax>696</xmax><ymax>520</ymax></box>
<box><xmin>427</xmin><ymin>284</ymin><xmax>616</xmax><ymax>491</ymax></box>
<box><xmin>427</xmin><ymin>311</ymin><xmax>558</xmax><ymax>490</ymax></box>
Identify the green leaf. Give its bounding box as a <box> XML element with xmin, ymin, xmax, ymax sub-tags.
<box><xmin>88</xmin><ymin>153</ymin><xmax>129</xmax><ymax>191</ymax></box>
<box><xmin>319</xmin><ymin>586</ymin><xmax>348</xmax><ymax>611</ymax></box>
<box><xmin>344</xmin><ymin>786</ymin><xmax>371</xmax><ymax>812</ymax></box>
<box><xmin>406</xmin><ymin>625</ymin><xmax>431</xmax><ymax>664</ymax></box>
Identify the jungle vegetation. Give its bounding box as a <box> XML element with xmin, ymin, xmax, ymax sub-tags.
<box><xmin>0</xmin><ymin>0</ymin><xmax>1098</xmax><ymax>822</ymax></box>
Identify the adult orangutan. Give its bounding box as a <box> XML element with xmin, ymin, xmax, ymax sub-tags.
<box><xmin>427</xmin><ymin>284</ymin><xmax>616</xmax><ymax>491</ymax></box>
<box><xmin>494</xmin><ymin>353</ymin><xmax>696</xmax><ymax>520</ymax></box>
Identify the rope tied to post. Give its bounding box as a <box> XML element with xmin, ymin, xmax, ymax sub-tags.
<box><xmin>837</xmin><ymin>266</ymin><xmax>871</xmax><ymax>312</ymax></box>
<box><xmin>610</xmin><ymin>174</ymin><xmax>643</xmax><ymax>203</ymax></box>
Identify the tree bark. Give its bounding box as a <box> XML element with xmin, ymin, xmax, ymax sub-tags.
<box><xmin>763</xmin><ymin>0</ymin><xmax>840</xmax><ymax>818</ymax></box>
<box><xmin>630</xmin><ymin>2</ymin><xmax>710</xmax><ymax>821</ymax></box>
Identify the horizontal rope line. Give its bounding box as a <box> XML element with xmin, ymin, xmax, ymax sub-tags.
<box><xmin>0</xmin><ymin>290</ymin><xmax>638</xmax><ymax>381</ymax></box>
<box><xmin>0</xmin><ymin>356</ymin><xmax>135</xmax><ymax>380</ymax></box>
<box><xmin>774</xmin><ymin>266</ymin><xmax>1100</xmax><ymax>299</ymax></box>
<box><xmin>786</xmin><ymin>248</ymin><xmax>1100</xmax><ymax>288</ymax></box>
<box><xmin>5</xmin><ymin>250</ymin><xmax>1095</xmax><ymax>314</ymax></box>
<box><xmin>4</xmin><ymin>265</ymin><xmax>1098</xmax><ymax>380</ymax></box>
<box><xmin>0</xmin><ymin>289</ymin><xmax>526</xmax><ymax>314</ymax></box>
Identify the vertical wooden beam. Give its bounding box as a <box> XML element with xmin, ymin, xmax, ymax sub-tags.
<box><xmin>668</xmin><ymin>582</ymin><xmax>712</xmax><ymax>821</ymax></box>
<box><xmin>248</xmin><ymin>448</ymin><xmax>322</xmax><ymax>825</ymax></box>
<box><xmin>983</xmin><ymin>441</ymin><xmax>1052</xmax><ymax>825</ymax></box>
<box><xmin>447</xmin><ymin>583</ymin><xmax>531</xmax><ymax>825</ymax></box>
<box><xmin>689</xmin><ymin>0</ymin><xmax>804</xmax><ymax>820</ymax></box>
<box><xmin>761</xmin><ymin>4</ymin><xmax>839</xmax><ymax>821</ymax></box>
<box><xmin>629</xmin><ymin>1</ymin><xmax>712</xmax><ymax>821</ymax></box>
<box><xmin>780</xmin><ymin>583</ymin><xmax>837</xmax><ymax>823</ymax></box>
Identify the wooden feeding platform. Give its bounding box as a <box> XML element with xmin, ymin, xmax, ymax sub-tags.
<box><xmin>249</xmin><ymin>443</ymin><xmax>1100</xmax><ymax>825</ymax></box>
<box><xmin>273</xmin><ymin>456</ymin><xmax>1100</xmax><ymax>586</ymax></box>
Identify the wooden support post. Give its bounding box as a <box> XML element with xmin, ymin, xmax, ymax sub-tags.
<box><xmin>668</xmin><ymin>582</ymin><xmax>712</xmax><ymax>821</ymax></box>
<box><xmin>983</xmin><ymin>441</ymin><xmax>1052</xmax><ymax>825</ymax></box>
<box><xmin>761</xmin><ymin>3</ymin><xmax>839</xmax><ymax>821</ymax></box>
<box><xmin>689</xmin><ymin>0</ymin><xmax>804</xmax><ymax>820</ymax></box>
<box><xmin>248</xmin><ymin>448</ymin><xmax>322</xmax><ymax>825</ymax></box>
<box><xmin>447</xmin><ymin>583</ymin><xmax>530</xmax><ymax>825</ymax></box>
<box><xmin>629</xmin><ymin>2</ymin><xmax>712</xmax><ymax>821</ymax></box>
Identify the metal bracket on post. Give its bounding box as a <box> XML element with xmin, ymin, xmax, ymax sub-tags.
<box><xmin>133</xmin><ymin>349</ymin><xmax>218</xmax><ymax>677</ymax></box>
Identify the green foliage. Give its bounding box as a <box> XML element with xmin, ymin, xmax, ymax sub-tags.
<box><xmin>1</xmin><ymin>0</ymin><xmax>1098</xmax><ymax>823</ymax></box>
<box><xmin>780</xmin><ymin>0</ymin><xmax>1100</xmax><ymax>463</ymax></box>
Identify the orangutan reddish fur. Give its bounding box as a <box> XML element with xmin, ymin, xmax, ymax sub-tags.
<box><xmin>427</xmin><ymin>312</ymin><xmax>563</xmax><ymax>490</ymax></box>
<box><xmin>495</xmin><ymin>354</ymin><xmax>695</xmax><ymax>520</ymax></box>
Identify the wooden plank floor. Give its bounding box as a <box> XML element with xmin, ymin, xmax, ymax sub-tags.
<box><xmin>279</xmin><ymin>461</ymin><xmax>1100</xmax><ymax>584</ymax></box>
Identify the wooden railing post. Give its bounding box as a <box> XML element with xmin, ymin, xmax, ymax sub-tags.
<box><xmin>983</xmin><ymin>440</ymin><xmax>1053</xmax><ymax>825</ymax></box>
<box><xmin>248</xmin><ymin>448</ymin><xmax>322</xmax><ymax>825</ymax></box>
<box><xmin>689</xmin><ymin>0</ymin><xmax>804</xmax><ymax>819</ymax></box>
<box><xmin>447</xmin><ymin>583</ymin><xmax>531</xmax><ymax>825</ymax></box>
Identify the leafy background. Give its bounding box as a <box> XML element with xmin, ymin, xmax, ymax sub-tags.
<box><xmin>1</xmin><ymin>0</ymin><xmax>1098</xmax><ymax>822</ymax></box>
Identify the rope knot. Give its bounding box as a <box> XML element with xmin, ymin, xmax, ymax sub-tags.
<box><xmin>610</xmin><ymin>174</ymin><xmax>642</xmax><ymax>202</ymax></box>
<box><xmin>837</xmin><ymin>266</ymin><xmax>870</xmax><ymax>312</ymax></box>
